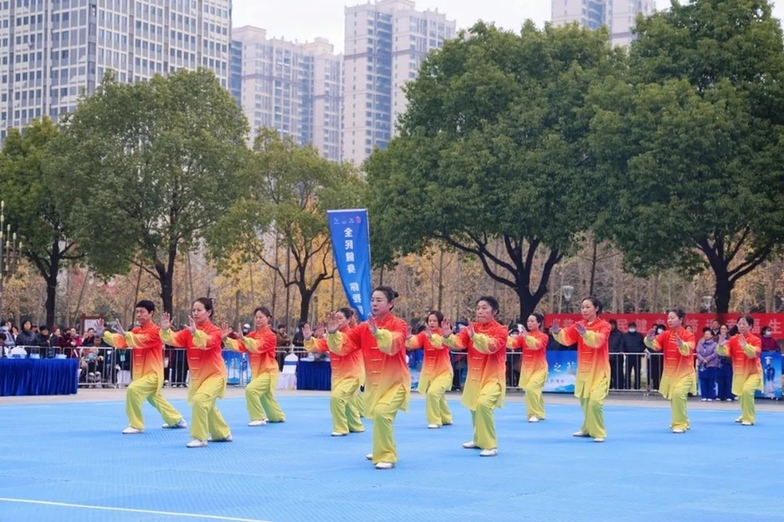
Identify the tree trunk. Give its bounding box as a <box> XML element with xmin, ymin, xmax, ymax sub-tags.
<box><xmin>298</xmin><ymin>285</ymin><xmax>312</xmax><ymax>325</ymax></box>
<box><xmin>714</xmin><ymin>269</ymin><xmax>733</xmax><ymax>314</ymax></box>
<box><xmin>44</xmin><ymin>237</ymin><xmax>61</xmax><ymax>328</ymax></box>
<box><xmin>157</xmin><ymin>264</ymin><xmax>174</xmax><ymax>315</ymax></box>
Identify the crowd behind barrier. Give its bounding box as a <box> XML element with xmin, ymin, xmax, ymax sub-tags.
<box><xmin>2</xmin><ymin>343</ymin><xmax>781</xmax><ymax>399</ymax></box>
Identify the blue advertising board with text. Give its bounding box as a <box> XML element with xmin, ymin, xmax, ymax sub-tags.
<box><xmin>327</xmin><ymin>209</ymin><xmax>372</xmax><ymax>321</ymax></box>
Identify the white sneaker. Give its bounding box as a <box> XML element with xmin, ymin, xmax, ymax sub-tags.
<box><xmin>122</xmin><ymin>426</ymin><xmax>143</xmax><ymax>435</ymax></box>
<box><xmin>186</xmin><ymin>439</ymin><xmax>207</xmax><ymax>448</ymax></box>
<box><xmin>742</xmin><ymin>421</ymin><xmax>752</xmax><ymax>426</ymax></box>
<box><xmin>375</xmin><ymin>462</ymin><xmax>394</xmax><ymax>470</ymax></box>
<box><xmin>427</xmin><ymin>424</ymin><xmax>440</xmax><ymax>429</ymax></box>
<box><xmin>479</xmin><ymin>448</ymin><xmax>498</xmax><ymax>457</ymax></box>
<box><xmin>706</xmin><ymin>399</ymin><xmax>713</xmax><ymax>402</ymax></box>
<box><xmin>735</xmin><ymin>417</ymin><xmax>743</xmax><ymax>423</ymax></box>
<box><xmin>462</xmin><ymin>441</ymin><xmax>479</xmax><ymax>449</ymax></box>
<box><xmin>700</xmin><ymin>398</ymin><xmax>707</xmax><ymax>402</ymax></box>
<box><xmin>331</xmin><ymin>431</ymin><xmax>347</xmax><ymax>437</ymax></box>
<box><xmin>248</xmin><ymin>420</ymin><xmax>267</xmax><ymax>427</ymax></box>
<box><xmin>211</xmin><ymin>434</ymin><xmax>233</xmax><ymax>443</ymax></box>
<box><xmin>162</xmin><ymin>419</ymin><xmax>187</xmax><ymax>429</ymax></box>
<box><xmin>672</xmin><ymin>428</ymin><xmax>685</xmax><ymax>434</ymax></box>
<box><xmin>573</xmin><ymin>431</ymin><xmax>590</xmax><ymax>437</ymax></box>
<box><xmin>365</xmin><ymin>453</ymin><xmax>373</xmax><ymax>461</ymax></box>
<box><xmin>528</xmin><ymin>416</ymin><xmax>540</xmax><ymax>423</ymax></box>
<box><xmin>593</xmin><ymin>437</ymin><xmax>605</xmax><ymax>443</ymax></box>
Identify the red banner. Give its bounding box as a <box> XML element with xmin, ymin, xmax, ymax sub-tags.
<box><xmin>545</xmin><ymin>313</ymin><xmax>784</xmax><ymax>339</ymax></box>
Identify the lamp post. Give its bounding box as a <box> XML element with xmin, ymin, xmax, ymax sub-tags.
<box><xmin>561</xmin><ymin>285</ymin><xmax>574</xmax><ymax>314</ymax></box>
<box><xmin>701</xmin><ymin>295</ymin><xmax>713</xmax><ymax>313</ymax></box>
<box><xmin>0</xmin><ymin>200</ymin><xmax>23</xmax><ymax>320</ymax></box>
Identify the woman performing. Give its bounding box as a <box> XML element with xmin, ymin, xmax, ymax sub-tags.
<box><xmin>98</xmin><ymin>300</ymin><xmax>186</xmax><ymax>434</ymax></box>
<box><xmin>717</xmin><ymin>315</ymin><xmax>762</xmax><ymax>426</ymax></box>
<box><xmin>160</xmin><ymin>298</ymin><xmax>232</xmax><ymax>448</ymax></box>
<box><xmin>303</xmin><ymin>307</ymin><xmax>364</xmax><ymax>436</ymax></box>
<box><xmin>644</xmin><ymin>309</ymin><xmax>696</xmax><ymax>433</ymax></box>
<box><xmin>224</xmin><ymin>306</ymin><xmax>285</xmax><ymax>426</ymax></box>
<box><xmin>508</xmin><ymin>313</ymin><xmax>549</xmax><ymax>423</ymax></box>
<box><xmin>406</xmin><ymin>310</ymin><xmax>453</xmax><ymax>429</ymax></box>
<box><xmin>550</xmin><ymin>297</ymin><xmax>611</xmax><ymax>443</ymax></box>
<box><xmin>326</xmin><ymin>286</ymin><xmax>409</xmax><ymax>470</ymax></box>
<box><xmin>442</xmin><ymin>296</ymin><xmax>508</xmax><ymax>457</ymax></box>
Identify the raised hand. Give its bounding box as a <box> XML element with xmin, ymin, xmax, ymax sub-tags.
<box><xmin>220</xmin><ymin>322</ymin><xmax>231</xmax><ymax>340</ymax></box>
<box><xmin>405</xmin><ymin>325</ymin><xmax>412</xmax><ymax>340</ymax></box>
<box><xmin>739</xmin><ymin>335</ymin><xmax>747</xmax><ymax>348</ymax></box>
<box><xmin>466</xmin><ymin>322</ymin><xmax>476</xmax><ymax>339</ymax></box>
<box><xmin>236</xmin><ymin>322</ymin><xmax>244</xmax><ymax>340</ymax></box>
<box><xmin>95</xmin><ymin>318</ymin><xmax>105</xmax><ymax>336</ymax></box>
<box><xmin>675</xmin><ymin>335</ymin><xmax>684</xmax><ymax>349</ymax></box>
<box><xmin>302</xmin><ymin>323</ymin><xmax>313</xmax><ymax>341</ymax></box>
<box><xmin>575</xmin><ymin>323</ymin><xmax>586</xmax><ymax>336</ymax></box>
<box><xmin>160</xmin><ymin>312</ymin><xmax>172</xmax><ymax>331</ymax></box>
<box><xmin>314</xmin><ymin>324</ymin><xmax>326</xmax><ymax>338</ymax></box>
<box><xmin>424</xmin><ymin>325</ymin><xmax>434</xmax><ymax>339</ymax></box>
<box><xmin>646</xmin><ymin>328</ymin><xmax>656</xmax><ymax>341</ymax></box>
<box><xmin>187</xmin><ymin>315</ymin><xmax>197</xmax><ymax>334</ymax></box>
<box><xmin>114</xmin><ymin>319</ymin><xmax>125</xmax><ymax>336</ymax></box>
<box><xmin>550</xmin><ymin>323</ymin><xmax>561</xmax><ymax>335</ymax></box>
<box><xmin>367</xmin><ymin>314</ymin><xmax>378</xmax><ymax>335</ymax></box>
<box><xmin>326</xmin><ymin>312</ymin><xmax>340</xmax><ymax>334</ymax></box>
<box><xmin>440</xmin><ymin>317</ymin><xmax>453</xmax><ymax>337</ymax></box>
<box><xmin>718</xmin><ymin>334</ymin><xmax>728</xmax><ymax>347</ymax></box>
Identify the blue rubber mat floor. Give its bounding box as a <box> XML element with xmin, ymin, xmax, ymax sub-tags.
<box><xmin>0</xmin><ymin>395</ymin><xmax>782</xmax><ymax>522</ymax></box>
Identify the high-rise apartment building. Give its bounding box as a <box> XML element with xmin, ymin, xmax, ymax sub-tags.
<box><xmin>551</xmin><ymin>0</ymin><xmax>654</xmax><ymax>47</ymax></box>
<box><xmin>343</xmin><ymin>0</ymin><xmax>455</xmax><ymax>165</ymax></box>
<box><xmin>0</xmin><ymin>0</ymin><xmax>231</xmax><ymax>140</ymax></box>
<box><xmin>233</xmin><ymin>26</ymin><xmax>342</xmax><ymax>161</ymax></box>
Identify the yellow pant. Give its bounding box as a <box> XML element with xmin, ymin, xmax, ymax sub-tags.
<box><xmin>190</xmin><ymin>376</ymin><xmax>231</xmax><ymax>442</ymax></box>
<box><xmin>579</xmin><ymin>377</ymin><xmax>608</xmax><ymax>439</ymax></box>
<box><xmin>331</xmin><ymin>377</ymin><xmax>364</xmax><ymax>434</ymax></box>
<box><xmin>245</xmin><ymin>372</ymin><xmax>285</xmax><ymax>422</ymax></box>
<box><xmin>469</xmin><ymin>381</ymin><xmax>502</xmax><ymax>450</ymax></box>
<box><xmin>521</xmin><ymin>370</ymin><xmax>547</xmax><ymax>419</ymax></box>
<box><xmin>668</xmin><ymin>377</ymin><xmax>693</xmax><ymax>431</ymax></box>
<box><xmin>738</xmin><ymin>375</ymin><xmax>762</xmax><ymax>424</ymax></box>
<box><xmin>370</xmin><ymin>384</ymin><xmax>407</xmax><ymax>464</ymax></box>
<box><xmin>423</xmin><ymin>372</ymin><xmax>453</xmax><ymax>426</ymax></box>
<box><xmin>126</xmin><ymin>372</ymin><xmax>183</xmax><ymax>429</ymax></box>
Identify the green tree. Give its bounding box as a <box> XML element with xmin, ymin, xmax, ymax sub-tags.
<box><xmin>207</xmin><ymin>128</ymin><xmax>364</xmax><ymax>325</ymax></box>
<box><xmin>590</xmin><ymin>0</ymin><xmax>784</xmax><ymax>313</ymax></box>
<box><xmin>0</xmin><ymin>118</ymin><xmax>82</xmax><ymax>327</ymax></box>
<box><xmin>54</xmin><ymin>69</ymin><xmax>248</xmax><ymax>313</ymax></box>
<box><xmin>365</xmin><ymin>22</ymin><xmax>621</xmax><ymax>320</ymax></box>
<box><xmin>209</xmin><ymin>128</ymin><xmax>364</xmax><ymax>321</ymax></box>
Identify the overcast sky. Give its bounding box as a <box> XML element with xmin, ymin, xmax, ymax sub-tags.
<box><xmin>231</xmin><ymin>1</ymin><xmax>784</xmax><ymax>53</ymax></box>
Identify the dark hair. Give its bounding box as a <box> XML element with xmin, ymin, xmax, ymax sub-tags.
<box><xmin>763</xmin><ymin>325</ymin><xmax>772</xmax><ymax>333</ymax></box>
<box><xmin>416</xmin><ymin>324</ymin><xmax>426</xmax><ymax>334</ymax></box>
<box><xmin>702</xmin><ymin>327</ymin><xmax>713</xmax><ymax>333</ymax></box>
<box><xmin>337</xmin><ymin>307</ymin><xmax>354</xmax><ymax>320</ymax></box>
<box><xmin>530</xmin><ymin>313</ymin><xmax>544</xmax><ymax>327</ymax></box>
<box><xmin>0</xmin><ymin>332</ymin><xmax>6</xmax><ymax>342</ymax></box>
<box><xmin>135</xmin><ymin>300</ymin><xmax>155</xmax><ymax>313</ymax></box>
<box><xmin>194</xmin><ymin>297</ymin><xmax>214</xmax><ymax>318</ymax></box>
<box><xmin>427</xmin><ymin>310</ymin><xmax>444</xmax><ymax>324</ymax></box>
<box><xmin>476</xmin><ymin>296</ymin><xmax>499</xmax><ymax>314</ymax></box>
<box><xmin>667</xmin><ymin>308</ymin><xmax>686</xmax><ymax>321</ymax></box>
<box><xmin>253</xmin><ymin>306</ymin><xmax>272</xmax><ymax>318</ymax></box>
<box><xmin>582</xmin><ymin>296</ymin><xmax>602</xmax><ymax>314</ymax></box>
<box><xmin>373</xmin><ymin>285</ymin><xmax>399</xmax><ymax>302</ymax></box>
<box><xmin>629</xmin><ymin>321</ymin><xmax>637</xmax><ymax>328</ymax></box>
<box><xmin>609</xmin><ymin>319</ymin><xmax>618</xmax><ymax>327</ymax></box>
<box><xmin>738</xmin><ymin>314</ymin><xmax>754</xmax><ymax>328</ymax></box>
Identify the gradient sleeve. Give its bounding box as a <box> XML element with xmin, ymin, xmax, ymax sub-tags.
<box><xmin>743</xmin><ymin>337</ymin><xmax>762</xmax><ymax>358</ymax></box>
<box><xmin>102</xmin><ymin>332</ymin><xmax>128</xmax><ymax>349</ymax></box>
<box><xmin>224</xmin><ymin>338</ymin><xmax>244</xmax><ymax>353</ymax></box>
<box><xmin>304</xmin><ymin>337</ymin><xmax>328</xmax><ymax>353</ymax></box>
<box><xmin>583</xmin><ymin>321</ymin><xmax>611</xmax><ymax>349</ymax></box>
<box><xmin>553</xmin><ymin>324</ymin><xmax>579</xmax><ymax>347</ymax></box>
<box><xmin>375</xmin><ymin>320</ymin><xmax>406</xmax><ymax>356</ymax></box>
<box><xmin>160</xmin><ymin>328</ymin><xmax>193</xmax><ymax>348</ymax></box>
<box><xmin>443</xmin><ymin>328</ymin><xmax>469</xmax><ymax>350</ymax></box>
<box><xmin>405</xmin><ymin>332</ymin><xmax>425</xmax><ymax>350</ymax></box>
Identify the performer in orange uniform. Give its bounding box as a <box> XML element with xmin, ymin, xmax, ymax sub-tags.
<box><xmin>304</xmin><ymin>307</ymin><xmax>365</xmax><ymax>436</ymax></box>
<box><xmin>644</xmin><ymin>309</ymin><xmax>696</xmax><ymax>433</ymax></box>
<box><xmin>406</xmin><ymin>310</ymin><xmax>453</xmax><ymax>429</ymax></box>
<box><xmin>98</xmin><ymin>300</ymin><xmax>186</xmax><ymax>434</ymax></box>
<box><xmin>717</xmin><ymin>314</ymin><xmax>763</xmax><ymax>426</ymax></box>
<box><xmin>551</xmin><ymin>297</ymin><xmax>611</xmax><ymax>443</ymax></box>
<box><xmin>326</xmin><ymin>286</ymin><xmax>409</xmax><ymax>470</ymax></box>
<box><xmin>508</xmin><ymin>313</ymin><xmax>549</xmax><ymax>423</ymax></box>
<box><xmin>224</xmin><ymin>306</ymin><xmax>285</xmax><ymax>426</ymax></box>
<box><xmin>442</xmin><ymin>296</ymin><xmax>508</xmax><ymax>457</ymax></box>
<box><xmin>160</xmin><ymin>298</ymin><xmax>232</xmax><ymax>448</ymax></box>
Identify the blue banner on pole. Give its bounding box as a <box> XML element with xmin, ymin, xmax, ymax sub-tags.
<box><xmin>758</xmin><ymin>351</ymin><xmax>782</xmax><ymax>399</ymax></box>
<box><xmin>327</xmin><ymin>209</ymin><xmax>372</xmax><ymax>321</ymax></box>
